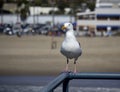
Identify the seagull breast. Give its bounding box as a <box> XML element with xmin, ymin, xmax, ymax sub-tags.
<box><xmin>60</xmin><ymin>31</ymin><xmax>82</xmax><ymax>59</ymax></box>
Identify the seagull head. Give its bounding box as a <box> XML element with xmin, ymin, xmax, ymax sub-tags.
<box><xmin>62</xmin><ymin>23</ymin><xmax>73</xmax><ymax>31</ymax></box>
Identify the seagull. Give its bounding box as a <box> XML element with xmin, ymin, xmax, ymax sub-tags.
<box><xmin>60</xmin><ymin>22</ymin><xmax>82</xmax><ymax>73</ymax></box>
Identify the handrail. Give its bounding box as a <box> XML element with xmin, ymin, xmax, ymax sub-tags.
<box><xmin>41</xmin><ymin>72</ymin><xmax>120</xmax><ymax>92</ymax></box>
<box><xmin>68</xmin><ymin>72</ymin><xmax>120</xmax><ymax>80</ymax></box>
<box><xmin>41</xmin><ymin>72</ymin><xmax>69</xmax><ymax>92</ymax></box>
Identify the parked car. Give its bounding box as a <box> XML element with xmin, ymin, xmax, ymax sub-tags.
<box><xmin>13</xmin><ymin>25</ymin><xmax>22</xmax><ymax>34</ymax></box>
<box><xmin>3</xmin><ymin>27</ymin><xmax>13</xmax><ymax>35</ymax></box>
<box><xmin>3</xmin><ymin>24</ymin><xmax>13</xmax><ymax>35</ymax></box>
<box><xmin>38</xmin><ymin>25</ymin><xmax>51</xmax><ymax>35</ymax></box>
<box><xmin>33</xmin><ymin>23</ymin><xmax>46</xmax><ymax>35</ymax></box>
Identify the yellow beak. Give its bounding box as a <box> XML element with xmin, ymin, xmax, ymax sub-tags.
<box><xmin>62</xmin><ymin>26</ymin><xmax>66</xmax><ymax>30</ymax></box>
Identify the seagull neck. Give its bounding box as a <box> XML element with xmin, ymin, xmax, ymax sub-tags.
<box><xmin>65</xmin><ymin>30</ymin><xmax>76</xmax><ymax>40</ymax></box>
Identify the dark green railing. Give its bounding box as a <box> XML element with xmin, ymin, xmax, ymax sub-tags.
<box><xmin>41</xmin><ymin>72</ymin><xmax>120</xmax><ymax>92</ymax></box>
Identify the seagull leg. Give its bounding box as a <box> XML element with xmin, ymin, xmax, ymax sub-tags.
<box><xmin>74</xmin><ymin>59</ymin><xmax>77</xmax><ymax>73</ymax></box>
<box><xmin>65</xmin><ymin>58</ymin><xmax>69</xmax><ymax>71</ymax></box>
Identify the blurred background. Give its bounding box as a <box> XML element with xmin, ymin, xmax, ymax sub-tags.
<box><xmin>0</xmin><ymin>0</ymin><xmax>120</xmax><ymax>37</ymax></box>
<box><xmin>0</xmin><ymin>0</ymin><xmax>96</xmax><ymax>37</ymax></box>
<box><xmin>0</xmin><ymin>0</ymin><xmax>120</xmax><ymax>92</ymax></box>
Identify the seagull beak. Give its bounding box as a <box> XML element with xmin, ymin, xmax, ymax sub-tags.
<box><xmin>62</xmin><ymin>25</ymin><xmax>66</xmax><ymax>30</ymax></box>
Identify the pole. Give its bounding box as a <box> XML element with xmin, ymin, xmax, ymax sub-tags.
<box><xmin>70</xmin><ymin>0</ymin><xmax>74</xmax><ymax>23</ymax></box>
<box><xmin>63</xmin><ymin>78</ymin><xmax>70</xmax><ymax>92</ymax></box>
<box><xmin>1</xmin><ymin>9</ymin><xmax>3</xmax><ymax>24</ymax></box>
<box><xmin>51</xmin><ymin>1</ymin><xmax>56</xmax><ymax>49</ymax></box>
<box><xmin>52</xmin><ymin>1</ymin><xmax>55</xmax><ymax>27</ymax></box>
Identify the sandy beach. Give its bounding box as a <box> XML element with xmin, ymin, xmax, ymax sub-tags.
<box><xmin>0</xmin><ymin>35</ymin><xmax>120</xmax><ymax>75</ymax></box>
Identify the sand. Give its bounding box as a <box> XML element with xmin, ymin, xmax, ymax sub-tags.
<box><xmin>0</xmin><ymin>35</ymin><xmax>120</xmax><ymax>75</ymax></box>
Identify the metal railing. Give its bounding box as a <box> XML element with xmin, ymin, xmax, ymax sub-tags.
<box><xmin>41</xmin><ymin>72</ymin><xmax>120</xmax><ymax>92</ymax></box>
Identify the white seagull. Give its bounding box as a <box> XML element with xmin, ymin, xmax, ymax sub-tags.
<box><xmin>60</xmin><ymin>22</ymin><xmax>82</xmax><ymax>73</ymax></box>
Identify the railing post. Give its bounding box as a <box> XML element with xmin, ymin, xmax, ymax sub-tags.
<box><xmin>50</xmin><ymin>90</ymin><xmax>54</xmax><ymax>92</ymax></box>
<box><xmin>63</xmin><ymin>78</ymin><xmax>70</xmax><ymax>92</ymax></box>
<box><xmin>41</xmin><ymin>72</ymin><xmax>69</xmax><ymax>92</ymax></box>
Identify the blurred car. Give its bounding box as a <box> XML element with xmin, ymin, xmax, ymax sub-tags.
<box><xmin>33</xmin><ymin>23</ymin><xmax>46</xmax><ymax>35</ymax></box>
<box><xmin>38</xmin><ymin>25</ymin><xmax>51</xmax><ymax>35</ymax></box>
<box><xmin>3</xmin><ymin>27</ymin><xmax>13</xmax><ymax>35</ymax></box>
<box><xmin>13</xmin><ymin>25</ymin><xmax>22</xmax><ymax>34</ymax></box>
<box><xmin>3</xmin><ymin>23</ymin><xmax>13</xmax><ymax>35</ymax></box>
